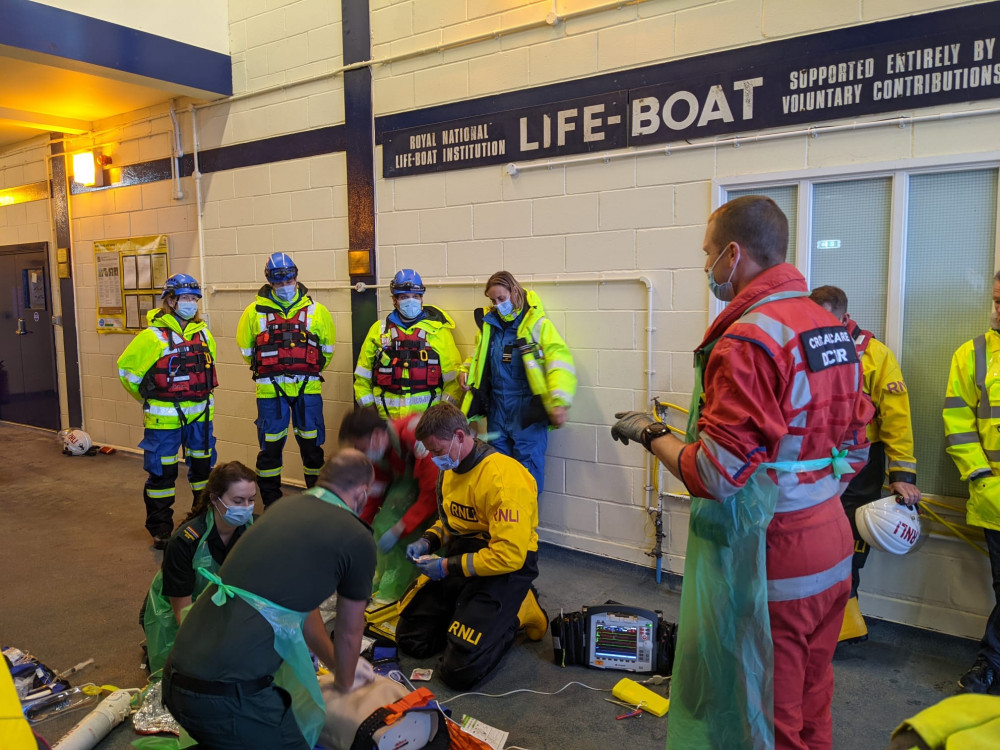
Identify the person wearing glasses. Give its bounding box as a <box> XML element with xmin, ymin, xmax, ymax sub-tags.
<box><xmin>237</xmin><ymin>252</ymin><xmax>336</xmax><ymax>506</ymax></box>
<box><xmin>354</xmin><ymin>268</ymin><xmax>463</xmax><ymax>420</ymax></box>
<box><xmin>118</xmin><ymin>273</ymin><xmax>218</xmax><ymax>549</ymax></box>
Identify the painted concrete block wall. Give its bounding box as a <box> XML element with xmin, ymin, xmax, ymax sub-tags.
<box><xmin>368</xmin><ymin>0</ymin><xmax>1000</xmax><ymax>638</ymax></box>
<box><xmin>0</xmin><ymin>0</ymin><xmax>995</xmax><ymax>637</ymax></box>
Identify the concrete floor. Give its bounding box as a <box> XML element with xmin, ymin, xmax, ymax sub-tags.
<box><xmin>0</xmin><ymin>420</ymin><xmax>980</xmax><ymax>749</ymax></box>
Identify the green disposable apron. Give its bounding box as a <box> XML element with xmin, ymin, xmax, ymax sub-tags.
<box><xmin>196</xmin><ymin>486</ymin><xmax>354</xmax><ymax>749</ymax></box>
<box><xmin>666</xmin><ymin>292</ymin><xmax>852</xmax><ymax>750</ymax></box>
<box><xmin>144</xmin><ymin>511</ymin><xmax>252</xmax><ymax>675</ymax></box>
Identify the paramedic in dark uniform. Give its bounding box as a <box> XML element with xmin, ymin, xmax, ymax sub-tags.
<box><xmin>809</xmin><ymin>285</ymin><xmax>920</xmax><ymax>644</ymax></box>
<box><xmin>611</xmin><ymin>196</ymin><xmax>872</xmax><ymax>750</ymax></box>
<box><xmin>163</xmin><ymin>450</ymin><xmax>377</xmax><ymax>750</ymax></box>
<box><xmin>395</xmin><ymin>403</ymin><xmax>549</xmax><ymax>690</ymax></box>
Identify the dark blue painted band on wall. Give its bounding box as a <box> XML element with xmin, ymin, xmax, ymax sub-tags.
<box><xmin>69</xmin><ymin>125</ymin><xmax>346</xmax><ymax>194</ymax></box>
<box><xmin>0</xmin><ymin>0</ymin><xmax>231</xmax><ymax>96</ymax></box>
<box><xmin>376</xmin><ymin>1</ymin><xmax>1000</xmax><ymax>176</ymax></box>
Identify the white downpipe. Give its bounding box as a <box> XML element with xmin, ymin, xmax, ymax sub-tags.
<box><xmin>192</xmin><ymin>106</ymin><xmax>208</xmax><ymax>317</ymax></box>
<box><xmin>505</xmin><ymin>106</ymin><xmax>1000</xmax><ymax>175</ymax></box>
<box><xmin>167</xmin><ymin>101</ymin><xmax>184</xmax><ymax>200</ymax></box>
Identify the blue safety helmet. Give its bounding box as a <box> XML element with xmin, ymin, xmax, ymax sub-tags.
<box><xmin>161</xmin><ymin>273</ymin><xmax>202</xmax><ymax>299</ymax></box>
<box><xmin>265</xmin><ymin>252</ymin><xmax>298</xmax><ymax>283</ymax></box>
<box><xmin>390</xmin><ymin>269</ymin><xmax>426</xmax><ymax>296</ymax></box>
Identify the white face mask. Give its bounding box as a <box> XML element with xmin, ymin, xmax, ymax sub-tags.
<box><xmin>431</xmin><ymin>435</ymin><xmax>459</xmax><ymax>471</ymax></box>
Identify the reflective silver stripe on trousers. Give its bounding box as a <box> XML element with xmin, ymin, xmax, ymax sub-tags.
<box><xmin>767</xmin><ymin>554</ymin><xmax>851</xmax><ymax>602</ymax></box>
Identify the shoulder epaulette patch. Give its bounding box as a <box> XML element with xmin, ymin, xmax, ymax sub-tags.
<box><xmin>182</xmin><ymin>526</ymin><xmax>201</xmax><ymax>542</ymax></box>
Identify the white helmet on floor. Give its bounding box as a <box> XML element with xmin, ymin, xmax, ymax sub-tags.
<box><xmin>856</xmin><ymin>496</ymin><xmax>922</xmax><ymax>555</ymax></box>
<box><xmin>58</xmin><ymin>428</ymin><xmax>92</xmax><ymax>456</ymax></box>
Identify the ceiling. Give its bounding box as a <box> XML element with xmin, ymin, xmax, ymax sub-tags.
<box><xmin>0</xmin><ymin>51</ymin><xmax>185</xmax><ymax>151</ymax></box>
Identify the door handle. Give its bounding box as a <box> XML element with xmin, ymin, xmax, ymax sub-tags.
<box><xmin>15</xmin><ymin>318</ymin><xmax>33</xmax><ymax>335</ymax></box>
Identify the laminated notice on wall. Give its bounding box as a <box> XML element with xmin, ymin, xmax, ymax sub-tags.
<box><xmin>94</xmin><ymin>234</ymin><xmax>169</xmax><ymax>334</ymax></box>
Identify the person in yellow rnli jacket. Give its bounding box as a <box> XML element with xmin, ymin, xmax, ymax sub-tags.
<box><xmin>353</xmin><ymin>269</ymin><xmax>463</xmax><ymax>419</ymax></box>
<box><xmin>459</xmin><ymin>271</ymin><xmax>576</xmax><ymax>493</ymax></box>
<box><xmin>810</xmin><ymin>286</ymin><xmax>920</xmax><ymax>644</ymax></box>
<box><xmin>395</xmin><ymin>403</ymin><xmax>548</xmax><ymax>690</ymax></box>
<box><xmin>118</xmin><ymin>273</ymin><xmax>218</xmax><ymax>549</ymax></box>
<box><xmin>236</xmin><ymin>252</ymin><xmax>335</xmax><ymax>506</ymax></box>
<box><xmin>944</xmin><ymin>270</ymin><xmax>1000</xmax><ymax>695</ymax></box>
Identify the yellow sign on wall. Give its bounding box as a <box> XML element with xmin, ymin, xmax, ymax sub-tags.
<box><xmin>94</xmin><ymin>235</ymin><xmax>169</xmax><ymax>334</ymax></box>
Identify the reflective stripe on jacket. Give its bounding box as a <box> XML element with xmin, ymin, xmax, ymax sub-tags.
<box><xmin>236</xmin><ymin>284</ymin><xmax>335</xmax><ymax>399</ymax></box>
<box><xmin>118</xmin><ymin>309</ymin><xmax>217</xmax><ymax>430</ymax></box>
<box><xmin>353</xmin><ymin>305</ymin><xmax>462</xmax><ymax>419</ymax></box>
<box><xmin>461</xmin><ymin>289</ymin><xmax>576</xmax><ymax>415</ymax></box>
<box><xmin>848</xmin><ymin>319</ymin><xmax>917</xmax><ymax>484</ymax></box>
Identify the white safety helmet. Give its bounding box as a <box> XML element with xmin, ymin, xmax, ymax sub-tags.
<box><xmin>855</xmin><ymin>496</ymin><xmax>922</xmax><ymax>555</ymax></box>
<box><xmin>58</xmin><ymin>428</ymin><xmax>92</xmax><ymax>456</ymax></box>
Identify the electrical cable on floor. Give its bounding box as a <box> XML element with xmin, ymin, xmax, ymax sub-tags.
<box><xmin>438</xmin><ymin>680</ymin><xmax>613</xmax><ymax>704</ymax></box>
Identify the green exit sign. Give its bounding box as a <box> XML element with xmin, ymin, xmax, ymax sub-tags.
<box><xmin>816</xmin><ymin>240</ymin><xmax>841</xmax><ymax>250</ymax></box>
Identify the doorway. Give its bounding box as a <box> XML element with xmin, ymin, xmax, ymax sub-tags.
<box><xmin>0</xmin><ymin>242</ymin><xmax>59</xmax><ymax>430</ymax></box>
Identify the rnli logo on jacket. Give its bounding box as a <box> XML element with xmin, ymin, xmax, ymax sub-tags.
<box><xmin>450</xmin><ymin>502</ymin><xmax>478</xmax><ymax>522</ymax></box>
<box><xmin>493</xmin><ymin>508</ymin><xmax>520</xmax><ymax>523</ymax></box>
<box><xmin>800</xmin><ymin>327</ymin><xmax>859</xmax><ymax>372</ymax></box>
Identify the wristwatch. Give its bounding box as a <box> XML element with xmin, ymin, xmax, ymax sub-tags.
<box><xmin>640</xmin><ymin>422</ymin><xmax>672</xmax><ymax>452</ymax></box>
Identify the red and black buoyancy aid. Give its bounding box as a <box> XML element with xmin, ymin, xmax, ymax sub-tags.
<box><xmin>252</xmin><ymin>306</ymin><xmax>324</xmax><ymax>377</ymax></box>
<box><xmin>140</xmin><ymin>329</ymin><xmax>217</xmax><ymax>401</ymax></box>
<box><xmin>374</xmin><ymin>325</ymin><xmax>443</xmax><ymax>393</ymax></box>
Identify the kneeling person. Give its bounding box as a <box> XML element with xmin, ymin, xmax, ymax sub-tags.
<box><xmin>396</xmin><ymin>403</ymin><xmax>547</xmax><ymax>690</ymax></box>
<box><xmin>163</xmin><ymin>450</ymin><xmax>377</xmax><ymax>750</ymax></box>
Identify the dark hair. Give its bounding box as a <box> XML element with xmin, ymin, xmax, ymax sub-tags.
<box><xmin>317</xmin><ymin>449</ymin><xmax>375</xmax><ymax>495</ymax></box>
<box><xmin>181</xmin><ymin>461</ymin><xmax>257</xmax><ymax>525</ymax></box>
<box><xmin>415</xmin><ymin>403</ymin><xmax>471</xmax><ymax>442</ymax></box>
<box><xmin>338</xmin><ymin>407</ymin><xmax>387</xmax><ymax>443</ymax></box>
<box><xmin>709</xmin><ymin>196</ymin><xmax>788</xmax><ymax>268</ymax></box>
<box><xmin>809</xmin><ymin>285</ymin><xmax>849</xmax><ymax>319</ymax></box>
<box><xmin>484</xmin><ymin>271</ymin><xmax>526</xmax><ymax>311</ymax></box>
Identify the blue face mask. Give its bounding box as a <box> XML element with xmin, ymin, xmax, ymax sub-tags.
<box><xmin>215</xmin><ymin>497</ymin><xmax>254</xmax><ymax>527</ymax></box>
<box><xmin>431</xmin><ymin>435</ymin><xmax>459</xmax><ymax>471</ymax></box>
<box><xmin>707</xmin><ymin>248</ymin><xmax>740</xmax><ymax>302</ymax></box>
<box><xmin>176</xmin><ymin>301</ymin><xmax>199</xmax><ymax>320</ymax></box>
<box><xmin>496</xmin><ymin>299</ymin><xmax>514</xmax><ymax>317</ymax></box>
<box><xmin>397</xmin><ymin>297</ymin><xmax>423</xmax><ymax>320</ymax></box>
<box><xmin>274</xmin><ymin>285</ymin><xmax>297</xmax><ymax>303</ymax></box>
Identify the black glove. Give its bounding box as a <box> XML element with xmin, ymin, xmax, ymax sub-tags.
<box><xmin>611</xmin><ymin>411</ymin><xmax>671</xmax><ymax>452</ymax></box>
<box><xmin>611</xmin><ymin>411</ymin><xmax>656</xmax><ymax>446</ymax></box>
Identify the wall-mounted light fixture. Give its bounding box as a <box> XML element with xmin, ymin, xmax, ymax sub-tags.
<box><xmin>72</xmin><ymin>151</ymin><xmax>112</xmax><ymax>187</ymax></box>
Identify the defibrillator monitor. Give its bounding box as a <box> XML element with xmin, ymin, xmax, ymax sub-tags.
<box><xmin>584</xmin><ymin>605</ymin><xmax>657</xmax><ymax>673</ymax></box>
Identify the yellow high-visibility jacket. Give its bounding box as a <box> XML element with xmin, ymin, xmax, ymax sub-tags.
<box><xmin>461</xmin><ymin>289</ymin><xmax>576</xmax><ymax>417</ymax></box>
<box><xmin>850</xmin><ymin>321</ymin><xmax>917</xmax><ymax>485</ymax></box>
<box><xmin>236</xmin><ymin>284</ymin><xmax>335</xmax><ymax>399</ymax></box>
<box><xmin>117</xmin><ymin>309</ymin><xmax>217</xmax><ymax>430</ymax></box>
<box><xmin>892</xmin><ymin>694</ymin><xmax>1000</xmax><ymax>748</ymax></box>
<box><xmin>944</xmin><ymin>328</ymin><xmax>1000</xmax><ymax>529</ymax></box>
<box><xmin>423</xmin><ymin>442</ymin><xmax>538</xmax><ymax>577</ymax></box>
<box><xmin>1</xmin><ymin>659</ymin><xmax>35</xmax><ymax>749</ymax></box>
<box><xmin>353</xmin><ymin>305</ymin><xmax>463</xmax><ymax>419</ymax></box>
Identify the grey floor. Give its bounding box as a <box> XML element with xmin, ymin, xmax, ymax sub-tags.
<box><xmin>0</xmin><ymin>421</ymin><xmax>978</xmax><ymax>749</ymax></box>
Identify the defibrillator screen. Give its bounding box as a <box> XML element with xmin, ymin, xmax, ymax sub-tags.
<box><xmin>585</xmin><ymin>605</ymin><xmax>657</xmax><ymax>673</ymax></box>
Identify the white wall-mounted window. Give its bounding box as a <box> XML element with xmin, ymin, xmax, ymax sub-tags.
<box><xmin>721</xmin><ymin>165</ymin><xmax>999</xmax><ymax>499</ymax></box>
